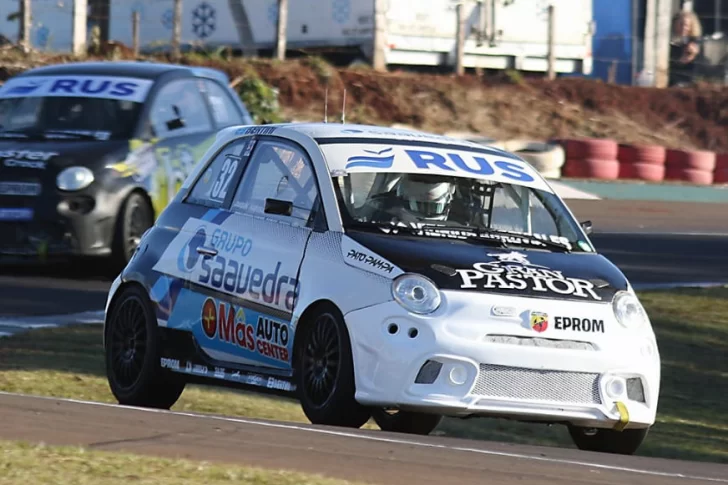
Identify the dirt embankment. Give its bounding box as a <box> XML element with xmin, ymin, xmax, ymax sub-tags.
<box><xmin>2</xmin><ymin>48</ymin><xmax>726</xmax><ymax>152</ymax></box>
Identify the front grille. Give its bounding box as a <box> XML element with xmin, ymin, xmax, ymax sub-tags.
<box><xmin>485</xmin><ymin>334</ymin><xmax>596</xmax><ymax>351</ymax></box>
<box><xmin>472</xmin><ymin>364</ymin><xmax>602</xmax><ymax>404</ymax></box>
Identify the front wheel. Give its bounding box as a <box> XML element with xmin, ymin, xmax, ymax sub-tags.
<box><xmin>105</xmin><ymin>284</ymin><xmax>186</xmax><ymax>409</ymax></box>
<box><xmin>371</xmin><ymin>408</ymin><xmax>443</xmax><ymax>435</ymax></box>
<box><xmin>567</xmin><ymin>425</ymin><xmax>650</xmax><ymax>455</ymax></box>
<box><xmin>111</xmin><ymin>192</ymin><xmax>154</xmax><ymax>271</ymax></box>
<box><xmin>295</xmin><ymin>304</ymin><xmax>371</xmax><ymax>428</ymax></box>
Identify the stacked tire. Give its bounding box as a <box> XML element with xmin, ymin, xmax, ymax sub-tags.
<box><xmin>617</xmin><ymin>144</ymin><xmax>666</xmax><ymax>182</ymax></box>
<box><xmin>503</xmin><ymin>140</ymin><xmax>565</xmax><ymax>179</ymax></box>
<box><xmin>664</xmin><ymin>149</ymin><xmax>716</xmax><ymax>185</ymax></box>
<box><xmin>560</xmin><ymin>138</ymin><xmax>620</xmax><ymax>180</ymax></box>
<box><xmin>714</xmin><ymin>154</ymin><xmax>728</xmax><ymax>184</ymax></box>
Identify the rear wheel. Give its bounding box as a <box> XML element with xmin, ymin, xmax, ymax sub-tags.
<box><xmin>371</xmin><ymin>408</ymin><xmax>443</xmax><ymax>435</ymax></box>
<box><xmin>105</xmin><ymin>284</ymin><xmax>186</xmax><ymax>409</ymax></box>
<box><xmin>111</xmin><ymin>192</ymin><xmax>153</xmax><ymax>271</ymax></box>
<box><xmin>567</xmin><ymin>425</ymin><xmax>649</xmax><ymax>455</ymax></box>
<box><xmin>295</xmin><ymin>304</ymin><xmax>371</xmax><ymax>428</ymax></box>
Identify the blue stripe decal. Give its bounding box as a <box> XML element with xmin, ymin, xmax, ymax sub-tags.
<box><xmin>150</xmin><ymin>275</ymin><xmax>172</xmax><ymax>303</ymax></box>
<box><xmin>201</xmin><ymin>209</ymin><xmax>220</xmax><ymax>222</ymax></box>
<box><xmin>211</xmin><ymin>210</ymin><xmax>232</xmax><ymax>225</ymax></box>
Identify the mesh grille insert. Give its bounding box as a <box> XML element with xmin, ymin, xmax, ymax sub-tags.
<box><xmin>473</xmin><ymin>364</ymin><xmax>602</xmax><ymax>405</ymax></box>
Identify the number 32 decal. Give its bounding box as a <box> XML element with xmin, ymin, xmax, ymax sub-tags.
<box><xmin>210</xmin><ymin>155</ymin><xmax>239</xmax><ymax>200</ymax></box>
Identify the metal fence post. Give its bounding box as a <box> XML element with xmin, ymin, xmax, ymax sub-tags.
<box><xmin>275</xmin><ymin>0</ymin><xmax>288</xmax><ymax>60</ymax></box>
<box><xmin>172</xmin><ymin>0</ymin><xmax>182</xmax><ymax>60</ymax></box>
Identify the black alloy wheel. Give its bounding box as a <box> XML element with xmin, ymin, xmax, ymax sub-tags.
<box><xmin>105</xmin><ymin>285</ymin><xmax>185</xmax><ymax>409</ymax></box>
<box><xmin>112</xmin><ymin>192</ymin><xmax>153</xmax><ymax>270</ymax></box>
<box><xmin>296</xmin><ymin>304</ymin><xmax>371</xmax><ymax>428</ymax></box>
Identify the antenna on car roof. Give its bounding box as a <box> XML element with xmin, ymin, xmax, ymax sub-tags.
<box><xmin>324</xmin><ymin>85</ymin><xmax>329</xmax><ymax>123</ymax></box>
<box><xmin>341</xmin><ymin>89</ymin><xmax>347</xmax><ymax>124</ymax></box>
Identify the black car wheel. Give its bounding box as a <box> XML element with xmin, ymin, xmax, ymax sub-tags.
<box><xmin>112</xmin><ymin>192</ymin><xmax>153</xmax><ymax>270</ymax></box>
<box><xmin>371</xmin><ymin>408</ymin><xmax>443</xmax><ymax>435</ymax></box>
<box><xmin>295</xmin><ymin>304</ymin><xmax>371</xmax><ymax>428</ymax></box>
<box><xmin>105</xmin><ymin>284</ymin><xmax>185</xmax><ymax>409</ymax></box>
<box><xmin>567</xmin><ymin>425</ymin><xmax>649</xmax><ymax>455</ymax></box>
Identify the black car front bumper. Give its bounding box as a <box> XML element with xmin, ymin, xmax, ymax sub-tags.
<box><xmin>0</xmin><ymin>183</ymin><xmax>131</xmax><ymax>261</ymax></box>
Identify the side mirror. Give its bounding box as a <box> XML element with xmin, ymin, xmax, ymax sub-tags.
<box><xmin>264</xmin><ymin>198</ymin><xmax>293</xmax><ymax>216</ymax></box>
<box><xmin>165</xmin><ymin>105</ymin><xmax>185</xmax><ymax>131</ymax></box>
<box><xmin>580</xmin><ymin>220</ymin><xmax>593</xmax><ymax>235</ymax></box>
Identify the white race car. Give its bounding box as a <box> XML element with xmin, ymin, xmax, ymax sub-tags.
<box><xmin>103</xmin><ymin>122</ymin><xmax>661</xmax><ymax>455</ymax></box>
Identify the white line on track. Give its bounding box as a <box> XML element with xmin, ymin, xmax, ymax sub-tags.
<box><xmin>0</xmin><ymin>391</ymin><xmax>725</xmax><ymax>483</ymax></box>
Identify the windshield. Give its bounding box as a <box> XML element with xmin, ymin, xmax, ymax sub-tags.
<box><xmin>0</xmin><ymin>96</ymin><xmax>142</xmax><ymax>141</ymax></box>
<box><xmin>332</xmin><ymin>171</ymin><xmax>593</xmax><ymax>253</ymax></box>
<box><xmin>0</xmin><ymin>74</ymin><xmax>152</xmax><ymax>141</ymax></box>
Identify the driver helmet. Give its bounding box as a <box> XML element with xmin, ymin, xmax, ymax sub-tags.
<box><xmin>396</xmin><ymin>173</ymin><xmax>456</xmax><ymax>220</ymax></box>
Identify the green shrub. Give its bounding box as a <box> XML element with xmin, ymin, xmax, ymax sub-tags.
<box><xmin>234</xmin><ymin>71</ymin><xmax>282</xmax><ymax>125</ymax></box>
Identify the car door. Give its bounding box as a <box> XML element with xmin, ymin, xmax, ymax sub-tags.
<box><xmin>154</xmin><ymin>134</ymin><xmax>321</xmax><ymax>374</ymax></box>
<box><xmin>203</xmin><ymin>135</ymin><xmax>321</xmax><ymax>372</ymax></box>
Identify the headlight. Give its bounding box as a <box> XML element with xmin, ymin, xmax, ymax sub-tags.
<box><xmin>612</xmin><ymin>291</ymin><xmax>648</xmax><ymax>329</ymax></box>
<box><xmin>392</xmin><ymin>273</ymin><xmax>442</xmax><ymax>315</ymax></box>
<box><xmin>57</xmin><ymin>166</ymin><xmax>95</xmax><ymax>191</ymax></box>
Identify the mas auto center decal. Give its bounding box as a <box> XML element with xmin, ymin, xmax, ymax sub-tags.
<box><xmin>164</xmin><ymin>287</ymin><xmax>292</xmax><ymax>370</ymax></box>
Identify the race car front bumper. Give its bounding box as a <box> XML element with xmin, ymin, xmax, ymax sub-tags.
<box><xmin>344</xmin><ymin>291</ymin><xmax>660</xmax><ymax>430</ymax></box>
<box><xmin>0</xmin><ymin>184</ymin><xmax>128</xmax><ymax>260</ymax></box>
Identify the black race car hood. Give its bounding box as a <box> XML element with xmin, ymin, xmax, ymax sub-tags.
<box><xmin>0</xmin><ymin>139</ymin><xmax>129</xmax><ymax>172</ymax></box>
<box><xmin>347</xmin><ymin>230</ymin><xmax>629</xmax><ymax>303</ymax></box>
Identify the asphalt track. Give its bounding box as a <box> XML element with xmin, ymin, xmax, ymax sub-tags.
<box><xmin>0</xmin><ymin>199</ymin><xmax>727</xmax><ymax>483</ymax></box>
<box><xmin>0</xmin><ymin>392</ymin><xmax>726</xmax><ymax>485</ymax></box>
<box><xmin>0</xmin><ymin>199</ymin><xmax>726</xmax><ymax>318</ymax></box>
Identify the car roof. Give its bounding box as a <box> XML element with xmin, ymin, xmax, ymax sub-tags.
<box><xmin>15</xmin><ymin>61</ymin><xmax>229</xmax><ymax>84</ymax></box>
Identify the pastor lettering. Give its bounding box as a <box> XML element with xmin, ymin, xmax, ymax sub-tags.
<box><xmin>554</xmin><ymin>316</ymin><xmax>605</xmax><ymax>333</ymax></box>
<box><xmin>456</xmin><ymin>263</ymin><xmax>601</xmax><ymax>300</ymax></box>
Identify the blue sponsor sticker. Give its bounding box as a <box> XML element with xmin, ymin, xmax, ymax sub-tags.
<box><xmin>0</xmin><ymin>208</ymin><xmax>33</xmax><ymax>221</ymax></box>
<box><xmin>0</xmin><ymin>75</ymin><xmax>154</xmax><ymax>103</ymax></box>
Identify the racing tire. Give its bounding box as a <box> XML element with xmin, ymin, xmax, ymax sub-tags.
<box><xmin>664</xmin><ymin>167</ymin><xmax>714</xmax><ymax>185</ymax></box>
<box><xmin>567</xmin><ymin>425</ymin><xmax>650</xmax><ymax>455</ymax></box>
<box><xmin>371</xmin><ymin>409</ymin><xmax>443</xmax><ymax>435</ymax></box>
<box><xmin>562</xmin><ymin>138</ymin><xmax>619</xmax><ymax>160</ymax></box>
<box><xmin>665</xmin><ymin>149</ymin><xmax>716</xmax><ymax>172</ymax></box>
<box><xmin>717</xmin><ymin>153</ymin><xmax>728</xmax><ymax>171</ymax></box>
<box><xmin>617</xmin><ymin>144</ymin><xmax>666</xmax><ymax>166</ymax></box>
<box><xmin>105</xmin><ymin>284</ymin><xmax>186</xmax><ymax>409</ymax></box>
<box><xmin>618</xmin><ymin>162</ymin><xmax>665</xmax><ymax>182</ymax></box>
<box><xmin>111</xmin><ymin>192</ymin><xmax>154</xmax><ymax>271</ymax></box>
<box><xmin>714</xmin><ymin>169</ymin><xmax>728</xmax><ymax>185</ymax></box>
<box><xmin>504</xmin><ymin>139</ymin><xmax>566</xmax><ymax>174</ymax></box>
<box><xmin>295</xmin><ymin>304</ymin><xmax>372</xmax><ymax>428</ymax></box>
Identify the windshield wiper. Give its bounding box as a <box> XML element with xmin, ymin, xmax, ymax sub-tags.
<box><xmin>41</xmin><ymin>130</ymin><xmax>103</xmax><ymax>140</ymax></box>
<box><xmin>0</xmin><ymin>130</ymin><xmax>31</xmax><ymax>139</ymax></box>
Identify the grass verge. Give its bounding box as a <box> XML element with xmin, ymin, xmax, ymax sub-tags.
<box><xmin>0</xmin><ymin>288</ymin><xmax>726</xmax><ymax>463</ymax></box>
<box><xmin>0</xmin><ymin>440</ymin><xmax>361</xmax><ymax>485</ymax></box>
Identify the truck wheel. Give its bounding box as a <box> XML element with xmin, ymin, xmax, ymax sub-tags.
<box><xmin>371</xmin><ymin>408</ymin><xmax>443</xmax><ymax>435</ymax></box>
<box><xmin>105</xmin><ymin>284</ymin><xmax>186</xmax><ymax>409</ymax></box>
<box><xmin>112</xmin><ymin>192</ymin><xmax>153</xmax><ymax>270</ymax></box>
<box><xmin>295</xmin><ymin>304</ymin><xmax>371</xmax><ymax>428</ymax></box>
<box><xmin>567</xmin><ymin>425</ymin><xmax>649</xmax><ymax>455</ymax></box>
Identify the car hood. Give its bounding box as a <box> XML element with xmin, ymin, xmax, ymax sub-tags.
<box><xmin>347</xmin><ymin>230</ymin><xmax>629</xmax><ymax>303</ymax></box>
<box><xmin>0</xmin><ymin>139</ymin><xmax>129</xmax><ymax>173</ymax></box>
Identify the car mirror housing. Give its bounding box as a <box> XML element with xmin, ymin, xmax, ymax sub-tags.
<box><xmin>264</xmin><ymin>198</ymin><xmax>293</xmax><ymax>216</ymax></box>
<box><xmin>580</xmin><ymin>220</ymin><xmax>593</xmax><ymax>235</ymax></box>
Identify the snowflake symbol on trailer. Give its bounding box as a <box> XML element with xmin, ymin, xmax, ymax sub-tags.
<box><xmin>331</xmin><ymin>0</ymin><xmax>351</xmax><ymax>24</ymax></box>
<box><xmin>161</xmin><ymin>9</ymin><xmax>174</xmax><ymax>30</ymax></box>
<box><xmin>192</xmin><ymin>2</ymin><xmax>216</xmax><ymax>40</ymax></box>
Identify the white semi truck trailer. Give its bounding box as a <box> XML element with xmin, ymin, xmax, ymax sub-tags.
<box><xmin>0</xmin><ymin>0</ymin><xmax>594</xmax><ymax>75</ymax></box>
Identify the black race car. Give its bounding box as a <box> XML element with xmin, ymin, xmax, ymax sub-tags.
<box><xmin>0</xmin><ymin>60</ymin><xmax>254</xmax><ymax>269</ymax></box>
